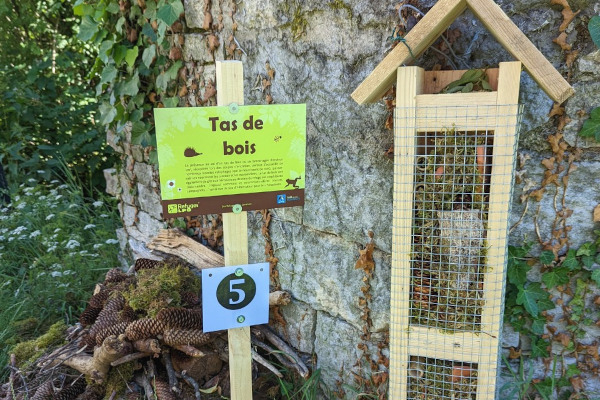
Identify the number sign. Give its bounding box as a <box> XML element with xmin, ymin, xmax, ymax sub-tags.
<box><xmin>202</xmin><ymin>262</ymin><xmax>269</xmax><ymax>332</ymax></box>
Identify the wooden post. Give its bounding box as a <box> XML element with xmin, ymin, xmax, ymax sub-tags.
<box><xmin>216</xmin><ymin>60</ymin><xmax>253</xmax><ymax>400</ymax></box>
<box><xmin>390</xmin><ymin>66</ymin><xmax>424</xmax><ymax>400</ymax></box>
<box><xmin>477</xmin><ymin>60</ymin><xmax>521</xmax><ymax>400</ymax></box>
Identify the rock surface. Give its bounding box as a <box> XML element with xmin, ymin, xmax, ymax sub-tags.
<box><xmin>106</xmin><ymin>0</ymin><xmax>600</xmax><ymax>397</ymax></box>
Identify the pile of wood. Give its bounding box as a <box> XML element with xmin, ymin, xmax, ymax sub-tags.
<box><xmin>1</xmin><ymin>230</ymin><xmax>307</xmax><ymax>400</ymax></box>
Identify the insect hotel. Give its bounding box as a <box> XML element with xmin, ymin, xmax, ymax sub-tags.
<box><xmin>352</xmin><ymin>0</ymin><xmax>574</xmax><ymax>398</ymax></box>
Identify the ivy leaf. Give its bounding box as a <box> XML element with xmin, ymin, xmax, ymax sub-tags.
<box><xmin>591</xmin><ymin>269</ymin><xmax>600</xmax><ymax>286</ymax></box>
<box><xmin>131</xmin><ymin>121</ymin><xmax>151</xmax><ymax>146</ymax></box>
<box><xmin>98</xmin><ymin>40</ymin><xmax>114</xmax><ymax>64</ymax></box>
<box><xmin>531</xmin><ymin>337</ymin><xmax>549</xmax><ymax>357</ymax></box>
<box><xmin>157</xmin><ymin>0</ymin><xmax>184</xmax><ymax>26</ymax></box>
<box><xmin>78</xmin><ymin>16</ymin><xmax>99</xmax><ymax>41</ymax></box>
<box><xmin>118</xmin><ymin>73</ymin><xmax>140</xmax><ymax>97</ymax></box>
<box><xmin>73</xmin><ymin>3</ymin><xmax>94</xmax><ymax>16</ymax></box>
<box><xmin>589</xmin><ymin>16</ymin><xmax>600</xmax><ymax>49</ymax></box>
<box><xmin>562</xmin><ymin>249</ymin><xmax>580</xmax><ymax>271</ymax></box>
<box><xmin>142</xmin><ymin>22</ymin><xmax>157</xmax><ymax>43</ymax></box>
<box><xmin>531</xmin><ymin>318</ymin><xmax>546</xmax><ymax>335</ymax></box>
<box><xmin>115</xmin><ymin>16</ymin><xmax>126</xmax><ymax>34</ymax></box>
<box><xmin>579</xmin><ymin>118</ymin><xmax>600</xmax><ymax>142</ymax></box>
<box><xmin>508</xmin><ymin>259</ymin><xmax>530</xmax><ymax>286</ymax></box>
<box><xmin>125</xmin><ymin>46</ymin><xmax>139</xmax><ymax>68</ymax></box>
<box><xmin>100</xmin><ymin>64</ymin><xmax>117</xmax><ymax>84</ymax></box>
<box><xmin>576</xmin><ymin>242</ymin><xmax>595</xmax><ymax>257</ymax></box>
<box><xmin>148</xmin><ymin>150</ymin><xmax>159</xmax><ymax>165</ymax></box>
<box><xmin>162</xmin><ymin>96</ymin><xmax>179</xmax><ymax>108</ymax></box>
<box><xmin>142</xmin><ymin>44</ymin><xmax>156</xmax><ymax>68</ymax></box>
<box><xmin>98</xmin><ymin>102</ymin><xmax>117</xmax><ymax>125</ymax></box>
<box><xmin>539</xmin><ymin>250</ymin><xmax>555</xmax><ymax>265</ymax></box>
<box><xmin>516</xmin><ymin>283</ymin><xmax>546</xmax><ymax>317</ymax></box>
<box><xmin>106</xmin><ymin>0</ymin><xmax>120</xmax><ymax>13</ymax></box>
<box><xmin>542</xmin><ymin>266</ymin><xmax>569</xmax><ymax>289</ymax></box>
<box><xmin>582</xmin><ymin>255</ymin><xmax>595</xmax><ymax>268</ymax></box>
<box><xmin>113</xmin><ymin>45</ymin><xmax>127</xmax><ymax>66</ymax></box>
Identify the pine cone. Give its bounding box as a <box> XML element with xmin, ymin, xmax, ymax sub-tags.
<box><xmin>104</xmin><ymin>268</ymin><xmax>128</xmax><ymax>283</ymax></box>
<box><xmin>88</xmin><ymin>288</ymin><xmax>110</xmax><ymax>308</ymax></box>
<box><xmin>119</xmin><ymin>305</ymin><xmax>136</xmax><ymax>323</ymax></box>
<box><xmin>125</xmin><ymin>318</ymin><xmax>165</xmax><ymax>341</ymax></box>
<box><xmin>180</xmin><ymin>291</ymin><xmax>199</xmax><ymax>306</ymax></box>
<box><xmin>95</xmin><ymin>322</ymin><xmax>130</xmax><ymax>345</ymax></box>
<box><xmin>134</xmin><ymin>258</ymin><xmax>160</xmax><ymax>272</ymax></box>
<box><xmin>163</xmin><ymin>329</ymin><xmax>211</xmax><ymax>346</ymax></box>
<box><xmin>76</xmin><ymin>384</ymin><xmax>105</xmax><ymax>400</ymax></box>
<box><xmin>89</xmin><ymin>295</ymin><xmax>126</xmax><ymax>338</ymax></box>
<box><xmin>79</xmin><ymin>332</ymin><xmax>97</xmax><ymax>350</ymax></box>
<box><xmin>156</xmin><ymin>308</ymin><xmax>202</xmax><ymax>330</ymax></box>
<box><xmin>54</xmin><ymin>379</ymin><xmax>86</xmax><ymax>400</ymax></box>
<box><xmin>31</xmin><ymin>380</ymin><xmax>54</xmax><ymax>400</ymax></box>
<box><xmin>79</xmin><ymin>306</ymin><xmax>101</xmax><ymax>326</ymax></box>
<box><xmin>153</xmin><ymin>379</ymin><xmax>176</xmax><ymax>400</ymax></box>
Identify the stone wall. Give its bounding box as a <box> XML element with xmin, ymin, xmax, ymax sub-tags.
<box><xmin>106</xmin><ymin>0</ymin><xmax>600</xmax><ymax>397</ymax></box>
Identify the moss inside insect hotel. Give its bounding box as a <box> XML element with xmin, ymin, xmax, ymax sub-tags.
<box><xmin>408</xmin><ymin>356</ymin><xmax>478</xmax><ymax>400</ymax></box>
<box><xmin>409</xmin><ymin>127</ymin><xmax>489</xmax><ymax>331</ymax></box>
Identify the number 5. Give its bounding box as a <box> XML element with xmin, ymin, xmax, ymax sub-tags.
<box><xmin>229</xmin><ymin>279</ymin><xmax>246</xmax><ymax>305</ymax></box>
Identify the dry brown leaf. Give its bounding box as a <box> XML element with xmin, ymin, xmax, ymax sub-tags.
<box><xmin>355</xmin><ymin>240</ymin><xmax>375</xmax><ymax>274</ymax></box>
<box><xmin>556</xmin><ymin>332</ymin><xmax>571</xmax><ymax>347</ymax></box>
<box><xmin>207</xmin><ymin>34</ymin><xmax>219</xmax><ymax>52</ymax></box>
<box><xmin>553</xmin><ymin>32</ymin><xmax>572</xmax><ymax>50</ymax></box>
<box><xmin>549</xmin><ymin>104</ymin><xmax>565</xmax><ymax>118</ymax></box>
<box><xmin>508</xmin><ymin>347</ymin><xmax>522</xmax><ymax>359</ymax></box>
<box><xmin>570</xmin><ymin>376</ymin><xmax>585</xmax><ymax>392</ymax></box>
<box><xmin>541</xmin><ymin>157</ymin><xmax>556</xmax><ymax>170</ymax></box>
<box><xmin>566</xmin><ymin>50</ymin><xmax>579</xmax><ymax>68</ymax></box>
<box><xmin>560</xmin><ymin>8</ymin><xmax>580</xmax><ymax>32</ymax></box>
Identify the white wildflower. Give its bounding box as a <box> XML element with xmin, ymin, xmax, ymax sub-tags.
<box><xmin>93</xmin><ymin>243</ymin><xmax>103</xmax><ymax>250</ymax></box>
<box><xmin>47</xmin><ymin>245</ymin><xmax>57</xmax><ymax>252</ymax></box>
<box><xmin>79</xmin><ymin>250</ymin><xmax>88</xmax><ymax>256</ymax></box>
<box><xmin>84</xmin><ymin>224</ymin><xmax>96</xmax><ymax>230</ymax></box>
<box><xmin>58</xmin><ymin>283</ymin><xmax>70</xmax><ymax>288</ymax></box>
<box><xmin>37</xmin><ymin>272</ymin><xmax>46</xmax><ymax>277</ymax></box>
<box><xmin>63</xmin><ymin>270</ymin><xmax>74</xmax><ymax>275</ymax></box>
<box><xmin>27</xmin><ymin>178</ymin><xmax>36</xmax><ymax>183</ymax></box>
<box><xmin>8</xmin><ymin>237</ymin><xmax>14</xmax><ymax>242</ymax></box>
<box><xmin>55</xmin><ymin>194</ymin><xmax>63</xmax><ymax>200</ymax></box>
<box><xmin>29</xmin><ymin>230</ymin><xmax>41</xmax><ymax>238</ymax></box>
<box><xmin>58</xmin><ymin>184</ymin><xmax>68</xmax><ymax>190</ymax></box>
<box><xmin>92</xmin><ymin>201</ymin><xmax>104</xmax><ymax>208</ymax></box>
<box><xmin>100</xmin><ymin>214</ymin><xmax>109</xmax><ymax>218</ymax></box>
<box><xmin>65</xmin><ymin>239</ymin><xmax>80</xmax><ymax>249</ymax></box>
<box><xmin>38</xmin><ymin>195</ymin><xmax>46</xmax><ymax>201</ymax></box>
<box><xmin>105</xmin><ymin>239</ymin><xmax>119</xmax><ymax>245</ymax></box>
<box><xmin>1</xmin><ymin>208</ymin><xmax>8</xmax><ymax>213</ymax></box>
<box><xmin>12</xmin><ymin>226</ymin><xmax>27</xmax><ymax>235</ymax></box>
<box><xmin>0</xmin><ymin>236</ymin><xmax>4</xmax><ymax>241</ymax></box>
<box><xmin>51</xmin><ymin>271</ymin><xmax>63</xmax><ymax>277</ymax></box>
<box><xmin>46</xmin><ymin>214</ymin><xmax>55</xmax><ymax>220</ymax></box>
<box><xmin>50</xmin><ymin>179</ymin><xmax>59</xmax><ymax>184</ymax></box>
<box><xmin>16</xmin><ymin>203</ymin><xmax>26</xmax><ymax>210</ymax></box>
<box><xmin>14</xmin><ymin>195</ymin><xmax>20</xmax><ymax>201</ymax></box>
<box><xmin>37</xmin><ymin>170</ymin><xmax>45</xmax><ymax>174</ymax></box>
<box><xmin>54</xmin><ymin>228</ymin><xmax>61</xmax><ymax>233</ymax></box>
<box><xmin>0</xmin><ymin>215</ymin><xmax>8</xmax><ymax>221</ymax></box>
<box><xmin>2</xmin><ymin>280</ymin><xmax>11</xmax><ymax>288</ymax></box>
<box><xmin>69</xmin><ymin>204</ymin><xmax>78</xmax><ymax>209</ymax></box>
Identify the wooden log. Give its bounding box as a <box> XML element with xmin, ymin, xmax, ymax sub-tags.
<box><xmin>147</xmin><ymin>229</ymin><xmax>224</xmax><ymax>269</ymax></box>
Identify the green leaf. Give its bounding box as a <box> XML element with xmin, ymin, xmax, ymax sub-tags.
<box><xmin>591</xmin><ymin>106</ymin><xmax>600</xmax><ymax>120</ymax></box>
<box><xmin>157</xmin><ymin>0</ymin><xmax>183</xmax><ymax>26</ymax></box>
<box><xmin>78</xmin><ymin>16</ymin><xmax>99</xmax><ymax>41</ymax></box>
<box><xmin>481</xmin><ymin>79</ymin><xmax>492</xmax><ymax>91</ymax></box>
<box><xmin>576</xmin><ymin>242</ymin><xmax>595</xmax><ymax>257</ymax></box>
<box><xmin>531</xmin><ymin>318</ymin><xmax>546</xmax><ymax>335</ymax></box>
<box><xmin>461</xmin><ymin>82</ymin><xmax>474</xmax><ymax>93</ymax></box>
<box><xmin>73</xmin><ymin>3</ymin><xmax>94</xmax><ymax>16</ymax></box>
<box><xmin>100</xmin><ymin>64</ymin><xmax>118</xmax><ymax>84</ymax></box>
<box><xmin>142</xmin><ymin>22</ymin><xmax>157</xmax><ymax>43</ymax></box>
<box><xmin>119</xmin><ymin>73</ymin><xmax>140</xmax><ymax>97</ymax></box>
<box><xmin>589</xmin><ymin>16</ymin><xmax>600</xmax><ymax>49</ymax></box>
<box><xmin>98</xmin><ymin>40</ymin><xmax>114</xmax><ymax>63</ymax></box>
<box><xmin>508</xmin><ymin>259</ymin><xmax>530</xmax><ymax>286</ymax></box>
<box><xmin>125</xmin><ymin>46</ymin><xmax>139</xmax><ymax>67</ymax></box>
<box><xmin>516</xmin><ymin>282</ymin><xmax>546</xmax><ymax>317</ymax></box>
<box><xmin>562</xmin><ymin>249</ymin><xmax>580</xmax><ymax>271</ymax></box>
<box><xmin>106</xmin><ymin>1</ymin><xmax>120</xmax><ymax>13</ymax></box>
<box><xmin>579</xmin><ymin>118</ymin><xmax>600</xmax><ymax>142</ymax></box>
<box><xmin>539</xmin><ymin>250</ymin><xmax>555</xmax><ymax>265</ymax></box>
<box><xmin>113</xmin><ymin>45</ymin><xmax>128</xmax><ymax>66</ymax></box>
<box><xmin>542</xmin><ymin>266</ymin><xmax>569</xmax><ymax>289</ymax></box>
<box><xmin>155</xmin><ymin>72</ymin><xmax>169</xmax><ymax>93</ymax></box>
<box><xmin>162</xmin><ymin>96</ymin><xmax>179</xmax><ymax>108</ymax></box>
<box><xmin>98</xmin><ymin>102</ymin><xmax>117</xmax><ymax>125</ymax></box>
<box><xmin>591</xmin><ymin>269</ymin><xmax>600</xmax><ymax>286</ymax></box>
<box><xmin>566</xmin><ymin>363</ymin><xmax>581</xmax><ymax>378</ymax></box>
<box><xmin>115</xmin><ymin>16</ymin><xmax>126</xmax><ymax>34</ymax></box>
<box><xmin>142</xmin><ymin>44</ymin><xmax>156</xmax><ymax>67</ymax></box>
<box><xmin>531</xmin><ymin>337</ymin><xmax>550</xmax><ymax>357</ymax></box>
<box><xmin>582</xmin><ymin>255</ymin><xmax>595</xmax><ymax>268</ymax></box>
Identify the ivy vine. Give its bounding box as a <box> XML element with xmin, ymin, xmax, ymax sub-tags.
<box><xmin>74</xmin><ymin>0</ymin><xmax>186</xmax><ymax>159</ymax></box>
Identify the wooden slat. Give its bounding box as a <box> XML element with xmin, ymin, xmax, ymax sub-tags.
<box><xmin>216</xmin><ymin>60</ymin><xmax>252</xmax><ymax>400</ymax></box>
<box><xmin>477</xmin><ymin>61</ymin><xmax>521</xmax><ymax>400</ymax></box>
<box><xmin>407</xmin><ymin>326</ymin><xmax>482</xmax><ymax>363</ymax></box>
<box><xmin>351</xmin><ymin>0</ymin><xmax>467</xmax><ymax>105</ymax></box>
<box><xmin>467</xmin><ymin>0</ymin><xmax>574</xmax><ymax>104</ymax></box>
<box><xmin>413</xmin><ymin>92</ymin><xmax>498</xmax><ymax>131</ymax></box>
<box><xmin>390</xmin><ymin>66</ymin><xmax>424</xmax><ymax>400</ymax></box>
<box><xmin>422</xmin><ymin>68</ymin><xmax>499</xmax><ymax>94</ymax></box>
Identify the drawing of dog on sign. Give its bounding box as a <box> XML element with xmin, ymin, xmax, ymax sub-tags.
<box><xmin>285</xmin><ymin>176</ymin><xmax>301</xmax><ymax>189</ymax></box>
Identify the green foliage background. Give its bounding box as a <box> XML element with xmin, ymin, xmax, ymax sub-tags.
<box><xmin>0</xmin><ymin>0</ymin><xmax>115</xmax><ymax>190</ymax></box>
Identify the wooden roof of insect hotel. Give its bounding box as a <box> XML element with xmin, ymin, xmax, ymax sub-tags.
<box><xmin>352</xmin><ymin>0</ymin><xmax>575</xmax><ymax>105</ymax></box>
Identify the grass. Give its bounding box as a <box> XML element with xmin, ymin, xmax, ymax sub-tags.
<box><xmin>0</xmin><ymin>170</ymin><xmax>121</xmax><ymax>379</ymax></box>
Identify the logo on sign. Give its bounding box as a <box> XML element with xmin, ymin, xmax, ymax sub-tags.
<box><xmin>276</xmin><ymin>194</ymin><xmax>287</xmax><ymax>204</ymax></box>
<box><xmin>167</xmin><ymin>203</ymin><xmax>199</xmax><ymax>214</ymax></box>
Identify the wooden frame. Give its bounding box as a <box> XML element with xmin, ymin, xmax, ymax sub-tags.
<box><xmin>390</xmin><ymin>61</ymin><xmax>521</xmax><ymax>399</ymax></box>
<box><xmin>351</xmin><ymin>0</ymin><xmax>573</xmax><ymax>105</ymax></box>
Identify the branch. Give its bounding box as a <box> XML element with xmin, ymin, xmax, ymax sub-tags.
<box><xmin>148</xmin><ymin>229</ymin><xmax>224</xmax><ymax>269</ymax></box>
<box><xmin>251</xmin><ymin>349</ymin><xmax>283</xmax><ymax>378</ymax></box>
<box><xmin>253</xmin><ymin>325</ymin><xmax>309</xmax><ymax>378</ymax></box>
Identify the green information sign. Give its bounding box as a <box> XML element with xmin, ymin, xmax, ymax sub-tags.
<box><xmin>154</xmin><ymin>104</ymin><xmax>306</xmax><ymax>217</ymax></box>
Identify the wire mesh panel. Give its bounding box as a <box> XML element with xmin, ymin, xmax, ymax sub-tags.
<box><xmin>392</xmin><ymin>103</ymin><xmax>523</xmax><ymax>400</ymax></box>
